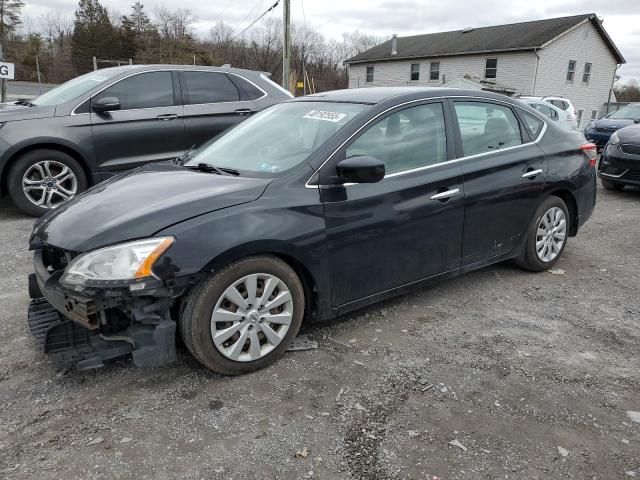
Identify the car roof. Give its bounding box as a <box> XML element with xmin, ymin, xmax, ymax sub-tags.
<box><xmin>92</xmin><ymin>64</ymin><xmax>267</xmax><ymax>77</ymax></box>
<box><xmin>294</xmin><ymin>87</ymin><xmax>519</xmax><ymax>105</ymax></box>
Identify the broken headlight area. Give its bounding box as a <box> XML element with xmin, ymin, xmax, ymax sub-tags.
<box><xmin>28</xmin><ymin>238</ymin><xmax>191</xmax><ymax>371</ymax></box>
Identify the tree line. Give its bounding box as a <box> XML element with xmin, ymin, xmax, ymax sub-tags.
<box><xmin>5</xmin><ymin>0</ymin><xmax>382</xmax><ymax>92</ymax></box>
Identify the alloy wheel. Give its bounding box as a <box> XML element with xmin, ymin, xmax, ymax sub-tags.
<box><xmin>210</xmin><ymin>273</ymin><xmax>294</xmax><ymax>362</ymax></box>
<box><xmin>536</xmin><ymin>206</ymin><xmax>567</xmax><ymax>263</ymax></box>
<box><xmin>22</xmin><ymin>160</ymin><xmax>78</xmax><ymax>209</ymax></box>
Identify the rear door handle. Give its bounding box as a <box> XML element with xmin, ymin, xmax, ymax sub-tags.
<box><xmin>157</xmin><ymin>113</ymin><xmax>179</xmax><ymax>121</ymax></box>
<box><xmin>522</xmin><ymin>168</ymin><xmax>543</xmax><ymax>179</ymax></box>
<box><xmin>430</xmin><ymin>188</ymin><xmax>460</xmax><ymax>201</ymax></box>
<box><xmin>234</xmin><ymin>109</ymin><xmax>254</xmax><ymax>116</ymax></box>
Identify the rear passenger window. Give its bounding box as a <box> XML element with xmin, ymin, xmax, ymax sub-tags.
<box><xmin>231</xmin><ymin>75</ymin><xmax>265</xmax><ymax>100</ymax></box>
<box><xmin>453</xmin><ymin>102</ymin><xmax>522</xmax><ymax>156</ymax></box>
<box><xmin>346</xmin><ymin>103</ymin><xmax>447</xmax><ymax>175</ymax></box>
<box><xmin>94</xmin><ymin>71</ymin><xmax>175</xmax><ymax>110</ymax></box>
<box><xmin>181</xmin><ymin>72</ymin><xmax>240</xmax><ymax>105</ymax></box>
<box><xmin>520</xmin><ymin>111</ymin><xmax>545</xmax><ymax>138</ymax></box>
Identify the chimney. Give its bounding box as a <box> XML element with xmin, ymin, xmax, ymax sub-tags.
<box><xmin>391</xmin><ymin>34</ymin><xmax>398</xmax><ymax>56</ymax></box>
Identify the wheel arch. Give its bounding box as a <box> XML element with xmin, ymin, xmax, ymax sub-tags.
<box><xmin>1</xmin><ymin>142</ymin><xmax>93</xmax><ymax>196</ymax></box>
<box><xmin>204</xmin><ymin>242</ymin><xmax>322</xmax><ymax>323</ymax></box>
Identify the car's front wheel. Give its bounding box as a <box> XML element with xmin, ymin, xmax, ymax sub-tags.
<box><xmin>179</xmin><ymin>255</ymin><xmax>305</xmax><ymax>375</ymax></box>
<box><xmin>8</xmin><ymin>149</ymin><xmax>87</xmax><ymax>216</ymax></box>
<box><xmin>516</xmin><ymin>196</ymin><xmax>569</xmax><ymax>272</ymax></box>
<box><xmin>600</xmin><ymin>178</ymin><xmax>624</xmax><ymax>191</ymax></box>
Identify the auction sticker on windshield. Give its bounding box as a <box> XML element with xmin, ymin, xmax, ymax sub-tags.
<box><xmin>303</xmin><ymin>110</ymin><xmax>347</xmax><ymax>123</ymax></box>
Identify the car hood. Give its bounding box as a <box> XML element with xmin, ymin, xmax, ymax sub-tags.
<box><xmin>615</xmin><ymin>124</ymin><xmax>640</xmax><ymax>142</ymax></box>
<box><xmin>0</xmin><ymin>102</ymin><xmax>56</xmax><ymax>121</ymax></box>
<box><xmin>593</xmin><ymin>118</ymin><xmax>635</xmax><ymax>130</ymax></box>
<box><xmin>31</xmin><ymin>163</ymin><xmax>271</xmax><ymax>252</ymax></box>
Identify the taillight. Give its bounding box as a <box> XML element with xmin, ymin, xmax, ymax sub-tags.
<box><xmin>567</xmin><ymin>113</ymin><xmax>576</xmax><ymax>121</ymax></box>
<box><xmin>581</xmin><ymin>143</ymin><xmax>597</xmax><ymax>167</ymax></box>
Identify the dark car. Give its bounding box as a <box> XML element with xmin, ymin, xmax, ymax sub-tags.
<box><xmin>0</xmin><ymin>65</ymin><xmax>292</xmax><ymax>216</ymax></box>
<box><xmin>584</xmin><ymin>103</ymin><xmax>640</xmax><ymax>147</ymax></box>
<box><xmin>27</xmin><ymin>87</ymin><xmax>597</xmax><ymax>375</ymax></box>
<box><xmin>598</xmin><ymin>123</ymin><xmax>640</xmax><ymax>190</ymax></box>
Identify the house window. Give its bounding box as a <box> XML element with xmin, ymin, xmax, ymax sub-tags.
<box><xmin>485</xmin><ymin>58</ymin><xmax>497</xmax><ymax>79</ymax></box>
<box><xmin>591</xmin><ymin>110</ymin><xmax>598</xmax><ymax>121</ymax></box>
<box><xmin>583</xmin><ymin>62</ymin><xmax>592</xmax><ymax>84</ymax></box>
<box><xmin>366</xmin><ymin>66</ymin><xmax>374</xmax><ymax>83</ymax></box>
<box><xmin>567</xmin><ymin>60</ymin><xmax>576</xmax><ymax>82</ymax></box>
<box><xmin>576</xmin><ymin>109</ymin><xmax>584</xmax><ymax>127</ymax></box>
<box><xmin>410</xmin><ymin>63</ymin><xmax>420</xmax><ymax>81</ymax></box>
<box><xmin>429</xmin><ymin>62</ymin><xmax>440</xmax><ymax>81</ymax></box>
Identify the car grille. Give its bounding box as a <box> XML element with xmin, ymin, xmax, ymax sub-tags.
<box><xmin>623</xmin><ymin>169</ymin><xmax>640</xmax><ymax>182</ymax></box>
<box><xmin>41</xmin><ymin>246</ymin><xmax>79</xmax><ymax>272</ymax></box>
<box><xmin>596</xmin><ymin>127</ymin><xmax>618</xmax><ymax>133</ymax></box>
<box><xmin>621</xmin><ymin>144</ymin><xmax>640</xmax><ymax>156</ymax></box>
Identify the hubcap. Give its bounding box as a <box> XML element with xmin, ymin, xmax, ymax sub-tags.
<box><xmin>22</xmin><ymin>160</ymin><xmax>77</xmax><ymax>209</ymax></box>
<box><xmin>210</xmin><ymin>273</ymin><xmax>294</xmax><ymax>362</ymax></box>
<box><xmin>536</xmin><ymin>206</ymin><xmax>567</xmax><ymax>263</ymax></box>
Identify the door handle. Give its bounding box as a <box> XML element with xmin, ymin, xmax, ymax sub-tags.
<box><xmin>157</xmin><ymin>113</ymin><xmax>179</xmax><ymax>121</ymax></box>
<box><xmin>234</xmin><ymin>109</ymin><xmax>254</xmax><ymax>116</ymax></box>
<box><xmin>430</xmin><ymin>188</ymin><xmax>460</xmax><ymax>201</ymax></box>
<box><xmin>522</xmin><ymin>168</ymin><xmax>543</xmax><ymax>179</ymax></box>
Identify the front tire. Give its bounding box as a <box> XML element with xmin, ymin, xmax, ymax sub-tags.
<box><xmin>179</xmin><ymin>256</ymin><xmax>305</xmax><ymax>375</ymax></box>
<box><xmin>600</xmin><ymin>178</ymin><xmax>624</xmax><ymax>191</ymax></box>
<box><xmin>516</xmin><ymin>196</ymin><xmax>569</xmax><ymax>272</ymax></box>
<box><xmin>7</xmin><ymin>149</ymin><xmax>87</xmax><ymax>217</ymax></box>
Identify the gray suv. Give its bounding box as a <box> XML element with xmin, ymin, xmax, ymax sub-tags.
<box><xmin>0</xmin><ymin>65</ymin><xmax>292</xmax><ymax>216</ymax></box>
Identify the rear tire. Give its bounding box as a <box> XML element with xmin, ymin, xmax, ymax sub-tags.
<box><xmin>8</xmin><ymin>149</ymin><xmax>87</xmax><ymax>217</ymax></box>
<box><xmin>516</xmin><ymin>196</ymin><xmax>569</xmax><ymax>272</ymax></box>
<box><xmin>600</xmin><ymin>178</ymin><xmax>624</xmax><ymax>191</ymax></box>
<box><xmin>179</xmin><ymin>255</ymin><xmax>305</xmax><ymax>375</ymax></box>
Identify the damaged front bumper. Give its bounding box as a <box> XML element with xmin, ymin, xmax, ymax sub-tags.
<box><xmin>28</xmin><ymin>246</ymin><xmax>185</xmax><ymax>371</ymax></box>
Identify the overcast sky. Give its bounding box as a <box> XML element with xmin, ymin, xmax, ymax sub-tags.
<box><xmin>23</xmin><ymin>0</ymin><xmax>640</xmax><ymax>82</ymax></box>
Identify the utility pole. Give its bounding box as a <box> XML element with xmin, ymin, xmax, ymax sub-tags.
<box><xmin>282</xmin><ymin>0</ymin><xmax>291</xmax><ymax>91</ymax></box>
<box><xmin>0</xmin><ymin>43</ymin><xmax>6</xmax><ymax>103</ymax></box>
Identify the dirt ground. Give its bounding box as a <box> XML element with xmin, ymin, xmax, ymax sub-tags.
<box><xmin>1</xmin><ymin>185</ymin><xmax>639</xmax><ymax>480</ymax></box>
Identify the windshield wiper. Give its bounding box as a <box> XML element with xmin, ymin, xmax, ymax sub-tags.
<box><xmin>174</xmin><ymin>145</ymin><xmax>196</xmax><ymax>166</ymax></box>
<box><xmin>185</xmin><ymin>162</ymin><xmax>239</xmax><ymax>176</ymax></box>
<box><xmin>16</xmin><ymin>98</ymin><xmax>35</xmax><ymax>107</ymax></box>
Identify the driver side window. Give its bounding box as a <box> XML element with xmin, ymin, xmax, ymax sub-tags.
<box><xmin>346</xmin><ymin>103</ymin><xmax>447</xmax><ymax>175</ymax></box>
<box><xmin>93</xmin><ymin>71</ymin><xmax>175</xmax><ymax>111</ymax></box>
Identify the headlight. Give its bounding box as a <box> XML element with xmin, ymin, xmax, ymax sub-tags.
<box><xmin>60</xmin><ymin>237</ymin><xmax>174</xmax><ymax>287</ymax></box>
<box><xmin>609</xmin><ymin>132</ymin><xmax>620</xmax><ymax>145</ymax></box>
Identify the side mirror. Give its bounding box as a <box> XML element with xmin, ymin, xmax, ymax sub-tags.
<box><xmin>634</xmin><ymin>118</ymin><xmax>640</xmax><ymax>124</ymax></box>
<box><xmin>336</xmin><ymin>156</ymin><xmax>385</xmax><ymax>184</ymax></box>
<box><xmin>92</xmin><ymin>96</ymin><xmax>121</xmax><ymax>113</ymax></box>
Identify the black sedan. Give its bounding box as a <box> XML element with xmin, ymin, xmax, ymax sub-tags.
<box><xmin>27</xmin><ymin>87</ymin><xmax>597</xmax><ymax>375</ymax></box>
<box><xmin>598</xmin><ymin>123</ymin><xmax>640</xmax><ymax>190</ymax></box>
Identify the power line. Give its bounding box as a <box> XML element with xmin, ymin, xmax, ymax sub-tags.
<box><xmin>231</xmin><ymin>0</ymin><xmax>280</xmax><ymax>40</ymax></box>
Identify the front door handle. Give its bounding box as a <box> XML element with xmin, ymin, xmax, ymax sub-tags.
<box><xmin>234</xmin><ymin>109</ymin><xmax>254</xmax><ymax>116</ymax></box>
<box><xmin>430</xmin><ymin>188</ymin><xmax>460</xmax><ymax>201</ymax></box>
<box><xmin>157</xmin><ymin>113</ymin><xmax>179</xmax><ymax>121</ymax></box>
<box><xmin>522</xmin><ymin>168</ymin><xmax>543</xmax><ymax>179</ymax></box>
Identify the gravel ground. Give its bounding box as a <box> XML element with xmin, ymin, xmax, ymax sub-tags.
<box><xmin>0</xmin><ymin>185</ymin><xmax>639</xmax><ymax>479</ymax></box>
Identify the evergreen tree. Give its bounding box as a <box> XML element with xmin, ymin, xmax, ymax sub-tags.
<box><xmin>120</xmin><ymin>2</ymin><xmax>156</xmax><ymax>60</ymax></box>
<box><xmin>71</xmin><ymin>0</ymin><xmax>117</xmax><ymax>72</ymax></box>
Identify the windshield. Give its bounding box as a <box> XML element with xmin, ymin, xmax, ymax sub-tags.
<box><xmin>185</xmin><ymin>101</ymin><xmax>368</xmax><ymax>175</ymax></box>
<box><xmin>31</xmin><ymin>70</ymin><xmax>124</xmax><ymax>107</ymax></box>
<box><xmin>609</xmin><ymin>105</ymin><xmax>640</xmax><ymax>120</ymax></box>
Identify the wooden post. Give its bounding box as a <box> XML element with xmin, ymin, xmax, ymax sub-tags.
<box><xmin>92</xmin><ymin>56</ymin><xmax>98</xmax><ymax>71</ymax></box>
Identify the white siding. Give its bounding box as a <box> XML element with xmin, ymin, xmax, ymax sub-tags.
<box><xmin>348</xmin><ymin>52</ymin><xmax>538</xmax><ymax>94</ymax></box>
<box><xmin>534</xmin><ymin>20</ymin><xmax>618</xmax><ymax>129</ymax></box>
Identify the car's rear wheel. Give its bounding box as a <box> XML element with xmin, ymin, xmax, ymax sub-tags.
<box><xmin>179</xmin><ymin>255</ymin><xmax>305</xmax><ymax>375</ymax></box>
<box><xmin>516</xmin><ymin>196</ymin><xmax>569</xmax><ymax>272</ymax></box>
<box><xmin>7</xmin><ymin>149</ymin><xmax>87</xmax><ymax>216</ymax></box>
<box><xmin>600</xmin><ymin>178</ymin><xmax>624</xmax><ymax>191</ymax></box>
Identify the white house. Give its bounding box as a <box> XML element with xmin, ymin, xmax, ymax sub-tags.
<box><xmin>345</xmin><ymin>14</ymin><xmax>625</xmax><ymax>129</ymax></box>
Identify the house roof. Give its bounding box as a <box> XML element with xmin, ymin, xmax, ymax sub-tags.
<box><xmin>345</xmin><ymin>13</ymin><xmax>625</xmax><ymax>65</ymax></box>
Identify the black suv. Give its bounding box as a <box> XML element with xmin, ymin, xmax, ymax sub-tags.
<box><xmin>0</xmin><ymin>65</ymin><xmax>292</xmax><ymax>216</ymax></box>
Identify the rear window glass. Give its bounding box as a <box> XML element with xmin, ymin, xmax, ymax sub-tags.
<box><xmin>181</xmin><ymin>72</ymin><xmax>240</xmax><ymax>105</ymax></box>
<box><xmin>520</xmin><ymin>111</ymin><xmax>545</xmax><ymax>138</ymax></box>
<box><xmin>231</xmin><ymin>75</ymin><xmax>265</xmax><ymax>100</ymax></box>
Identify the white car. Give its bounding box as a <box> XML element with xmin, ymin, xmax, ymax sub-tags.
<box><xmin>519</xmin><ymin>96</ymin><xmax>578</xmax><ymax>130</ymax></box>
